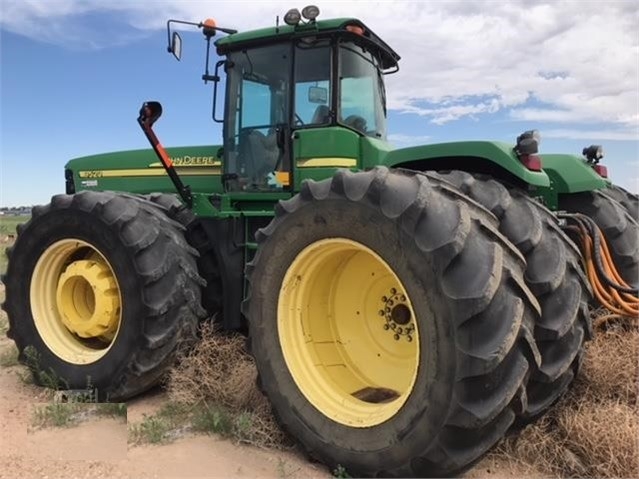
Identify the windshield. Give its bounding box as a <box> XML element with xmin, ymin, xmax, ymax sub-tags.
<box><xmin>224</xmin><ymin>44</ymin><xmax>290</xmax><ymax>190</ymax></box>
<box><xmin>338</xmin><ymin>42</ymin><xmax>387</xmax><ymax>139</ymax></box>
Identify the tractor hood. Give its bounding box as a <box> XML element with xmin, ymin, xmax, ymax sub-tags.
<box><xmin>65</xmin><ymin>145</ymin><xmax>223</xmax><ymax>196</ymax></box>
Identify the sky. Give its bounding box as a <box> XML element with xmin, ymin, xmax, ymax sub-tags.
<box><xmin>1</xmin><ymin>0</ymin><xmax>638</xmax><ymax>206</ymax></box>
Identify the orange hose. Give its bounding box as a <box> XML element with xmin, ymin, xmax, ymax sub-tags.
<box><xmin>572</xmin><ymin>221</ymin><xmax>638</xmax><ymax>320</ymax></box>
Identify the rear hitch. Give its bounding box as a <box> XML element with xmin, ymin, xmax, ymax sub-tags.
<box><xmin>137</xmin><ymin>101</ymin><xmax>193</xmax><ymax>207</ymax></box>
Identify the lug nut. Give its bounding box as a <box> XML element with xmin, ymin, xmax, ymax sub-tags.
<box><xmin>383</xmin><ymin>324</ymin><xmax>389</xmax><ymax>330</ymax></box>
<box><xmin>381</xmin><ymin>296</ymin><xmax>387</xmax><ymax>302</ymax></box>
<box><xmin>393</xmin><ymin>334</ymin><xmax>400</xmax><ymax>340</ymax></box>
<box><xmin>407</xmin><ymin>335</ymin><xmax>412</xmax><ymax>342</ymax></box>
<box><xmin>379</xmin><ymin>310</ymin><xmax>385</xmax><ymax>316</ymax></box>
<box><xmin>390</xmin><ymin>288</ymin><xmax>397</xmax><ymax>294</ymax></box>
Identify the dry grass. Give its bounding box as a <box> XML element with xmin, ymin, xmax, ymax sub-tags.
<box><xmin>494</xmin><ymin>324</ymin><xmax>639</xmax><ymax>478</ymax></box>
<box><xmin>167</xmin><ymin>322</ymin><xmax>289</xmax><ymax>448</ymax></box>
<box><xmin>167</xmin><ymin>314</ymin><xmax>638</xmax><ymax>476</ymax></box>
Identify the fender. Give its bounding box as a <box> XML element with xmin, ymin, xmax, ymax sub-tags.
<box><xmin>366</xmin><ymin>139</ymin><xmax>550</xmax><ymax>188</ymax></box>
<box><xmin>536</xmin><ymin>154</ymin><xmax>609</xmax><ymax>210</ymax></box>
<box><xmin>541</xmin><ymin>154</ymin><xmax>609</xmax><ymax>194</ymax></box>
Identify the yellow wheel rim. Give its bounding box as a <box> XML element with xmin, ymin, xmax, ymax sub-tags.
<box><xmin>30</xmin><ymin>239</ymin><xmax>122</xmax><ymax>365</ymax></box>
<box><xmin>278</xmin><ymin>238</ymin><xmax>420</xmax><ymax>427</ymax></box>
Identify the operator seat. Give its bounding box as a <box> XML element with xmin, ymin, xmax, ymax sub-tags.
<box><xmin>311</xmin><ymin>105</ymin><xmax>330</xmax><ymax>125</ymax></box>
<box><xmin>242</xmin><ymin>129</ymin><xmax>281</xmax><ymax>184</ymax></box>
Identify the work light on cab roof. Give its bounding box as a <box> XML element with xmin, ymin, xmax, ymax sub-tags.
<box><xmin>284</xmin><ymin>5</ymin><xmax>320</xmax><ymax>25</ymax></box>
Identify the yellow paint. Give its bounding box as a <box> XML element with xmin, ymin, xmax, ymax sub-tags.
<box><xmin>56</xmin><ymin>259</ymin><xmax>120</xmax><ymax>339</ymax></box>
<box><xmin>30</xmin><ymin>239</ymin><xmax>123</xmax><ymax>364</ymax></box>
<box><xmin>275</xmin><ymin>171</ymin><xmax>291</xmax><ymax>186</ymax></box>
<box><xmin>296</xmin><ymin>157</ymin><xmax>357</xmax><ymax>168</ymax></box>
<box><xmin>79</xmin><ymin>167</ymin><xmax>220</xmax><ymax>178</ymax></box>
<box><xmin>278</xmin><ymin>238</ymin><xmax>419</xmax><ymax>427</ymax></box>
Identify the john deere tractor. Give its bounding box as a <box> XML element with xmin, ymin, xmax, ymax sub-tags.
<box><xmin>3</xmin><ymin>7</ymin><xmax>637</xmax><ymax>477</ymax></box>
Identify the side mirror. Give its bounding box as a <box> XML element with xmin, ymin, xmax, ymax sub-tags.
<box><xmin>138</xmin><ymin>101</ymin><xmax>163</xmax><ymax>127</ymax></box>
<box><xmin>170</xmin><ymin>31</ymin><xmax>182</xmax><ymax>61</ymax></box>
<box><xmin>308</xmin><ymin>86</ymin><xmax>328</xmax><ymax>104</ymax></box>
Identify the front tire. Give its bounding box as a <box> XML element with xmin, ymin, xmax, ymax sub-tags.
<box><xmin>245</xmin><ymin>167</ymin><xmax>540</xmax><ymax>477</ymax></box>
<box><xmin>2</xmin><ymin>191</ymin><xmax>205</xmax><ymax>400</ymax></box>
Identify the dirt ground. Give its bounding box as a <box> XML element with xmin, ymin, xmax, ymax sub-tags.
<box><xmin>0</xmin><ymin>282</ymin><xmax>546</xmax><ymax>478</ymax></box>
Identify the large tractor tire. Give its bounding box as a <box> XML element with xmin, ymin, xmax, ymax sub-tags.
<box><xmin>245</xmin><ymin>167</ymin><xmax>541</xmax><ymax>477</ymax></box>
<box><xmin>145</xmin><ymin>193</ymin><xmax>223</xmax><ymax>319</ymax></box>
<box><xmin>601</xmin><ymin>184</ymin><xmax>638</xmax><ymax>222</ymax></box>
<box><xmin>1</xmin><ymin>191</ymin><xmax>205</xmax><ymax>400</ymax></box>
<box><xmin>434</xmin><ymin>171</ymin><xmax>591</xmax><ymax>420</ymax></box>
<box><xmin>559</xmin><ymin>189</ymin><xmax>639</xmax><ymax>287</ymax></box>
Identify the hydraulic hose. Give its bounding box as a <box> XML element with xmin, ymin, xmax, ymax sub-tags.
<box><xmin>559</xmin><ymin>213</ymin><xmax>638</xmax><ymax>325</ymax></box>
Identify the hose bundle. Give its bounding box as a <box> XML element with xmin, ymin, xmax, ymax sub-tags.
<box><xmin>559</xmin><ymin>213</ymin><xmax>638</xmax><ymax>327</ymax></box>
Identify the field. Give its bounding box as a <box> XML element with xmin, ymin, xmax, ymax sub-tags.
<box><xmin>0</xmin><ymin>215</ymin><xmax>29</xmax><ymax>276</ymax></box>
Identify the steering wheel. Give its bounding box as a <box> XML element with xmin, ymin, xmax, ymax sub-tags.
<box><xmin>294</xmin><ymin>113</ymin><xmax>305</xmax><ymax>126</ymax></box>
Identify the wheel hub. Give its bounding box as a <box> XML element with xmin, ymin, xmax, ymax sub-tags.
<box><xmin>55</xmin><ymin>259</ymin><xmax>120</xmax><ymax>339</ymax></box>
<box><xmin>379</xmin><ymin>288</ymin><xmax>415</xmax><ymax>341</ymax></box>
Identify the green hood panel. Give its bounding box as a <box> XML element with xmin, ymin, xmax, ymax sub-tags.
<box><xmin>542</xmin><ymin>154</ymin><xmax>608</xmax><ymax>194</ymax></box>
<box><xmin>66</xmin><ymin>145</ymin><xmax>223</xmax><ymax>196</ymax></box>
<box><xmin>380</xmin><ymin>140</ymin><xmax>550</xmax><ymax>187</ymax></box>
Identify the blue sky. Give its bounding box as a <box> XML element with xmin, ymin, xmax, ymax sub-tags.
<box><xmin>1</xmin><ymin>1</ymin><xmax>638</xmax><ymax>206</ymax></box>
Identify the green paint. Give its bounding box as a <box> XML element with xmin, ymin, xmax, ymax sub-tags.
<box><xmin>381</xmin><ymin>141</ymin><xmax>550</xmax><ymax>187</ymax></box>
<box><xmin>538</xmin><ymin>154</ymin><xmax>609</xmax><ymax>210</ymax></box>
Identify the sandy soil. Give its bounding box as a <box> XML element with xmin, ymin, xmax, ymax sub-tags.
<box><xmin>0</xmin><ymin>282</ymin><xmax>537</xmax><ymax>479</ymax></box>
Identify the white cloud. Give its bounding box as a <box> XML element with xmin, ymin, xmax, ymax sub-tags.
<box><xmin>543</xmin><ymin>129</ymin><xmax>638</xmax><ymax>141</ymax></box>
<box><xmin>387</xmin><ymin>133</ymin><xmax>431</xmax><ymax>147</ymax></box>
<box><xmin>1</xmin><ymin>0</ymin><xmax>638</xmax><ymax>130</ymax></box>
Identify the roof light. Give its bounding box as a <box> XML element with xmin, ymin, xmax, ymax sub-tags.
<box><xmin>582</xmin><ymin>144</ymin><xmax>604</xmax><ymax>163</ymax></box>
<box><xmin>345</xmin><ymin>24</ymin><xmax>365</xmax><ymax>36</ymax></box>
<box><xmin>284</xmin><ymin>8</ymin><xmax>301</xmax><ymax>26</ymax></box>
<box><xmin>202</xmin><ymin>18</ymin><xmax>217</xmax><ymax>37</ymax></box>
<box><xmin>301</xmin><ymin>5</ymin><xmax>320</xmax><ymax>21</ymax></box>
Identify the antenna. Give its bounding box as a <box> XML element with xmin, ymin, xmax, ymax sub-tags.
<box><xmin>276</xmin><ymin>15</ymin><xmax>280</xmax><ymax>33</ymax></box>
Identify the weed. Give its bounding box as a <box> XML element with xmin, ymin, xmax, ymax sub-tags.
<box><xmin>129</xmin><ymin>415</ymin><xmax>173</xmax><ymax>444</ymax></box>
<box><xmin>32</xmin><ymin>403</ymin><xmax>80</xmax><ymax>428</ymax></box>
<box><xmin>96</xmin><ymin>403</ymin><xmax>127</xmax><ymax>419</ymax></box>
<box><xmin>0</xmin><ymin>344</ymin><xmax>19</xmax><ymax>367</ymax></box>
<box><xmin>23</xmin><ymin>345</ymin><xmax>69</xmax><ymax>390</ymax></box>
<box><xmin>332</xmin><ymin>464</ymin><xmax>351</xmax><ymax>478</ymax></box>
<box><xmin>191</xmin><ymin>404</ymin><xmax>232</xmax><ymax>435</ymax></box>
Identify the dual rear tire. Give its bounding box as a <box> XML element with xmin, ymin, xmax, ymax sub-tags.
<box><xmin>2</xmin><ymin>191</ymin><xmax>205</xmax><ymax>400</ymax></box>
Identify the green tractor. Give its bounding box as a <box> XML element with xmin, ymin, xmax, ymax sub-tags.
<box><xmin>3</xmin><ymin>7</ymin><xmax>637</xmax><ymax>477</ymax></box>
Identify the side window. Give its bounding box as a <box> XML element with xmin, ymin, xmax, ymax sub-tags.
<box><xmin>338</xmin><ymin>42</ymin><xmax>386</xmax><ymax>138</ymax></box>
<box><xmin>340</xmin><ymin>76</ymin><xmax>375</xmax><ymax>131</ymax></box>
<box><xmin>241</xmin><ymin>80</ymin><xmax>271</xmax><ymax>129</ymax></box>
<box><xmin>295</xmin><ymin>41</ymin><xmax>331</xmax><ymax>126</ymax></box>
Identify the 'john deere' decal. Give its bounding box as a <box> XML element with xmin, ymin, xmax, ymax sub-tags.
<box><xmin>149</xmin><ymin>156</ymin><xmax>220</xmax><ymax>167</ymax></box>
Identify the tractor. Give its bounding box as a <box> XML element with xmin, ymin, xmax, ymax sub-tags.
<box><xmin>2</xmin><ymin>7</ymin><xmax>637</xmax><ymax>477</ymax></box>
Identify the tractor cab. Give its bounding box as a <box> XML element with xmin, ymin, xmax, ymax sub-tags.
<box><xmin>162</xmin><ymin>9</ymin><xmax>400</xmax><ymax>194</ymax></box>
